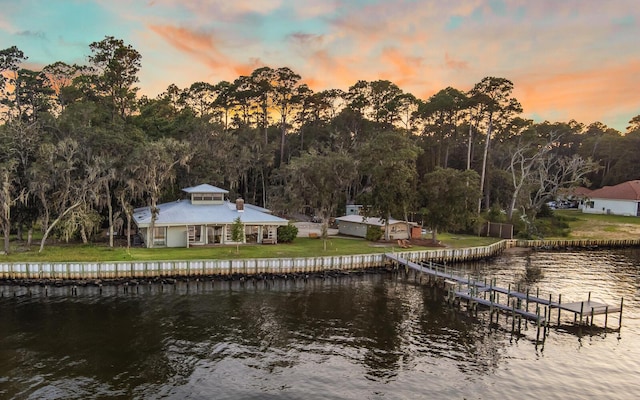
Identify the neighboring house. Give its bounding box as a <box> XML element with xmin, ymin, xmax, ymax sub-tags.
<box><xmin>558</xmin><ymin>186</ymin><xmax>592</xmax><ymax>210</ymax></box>
<box><xmin>581</xmin><ymin>180</ymin><xmax>640</xmax><ymax>216</ymax></box>
<box><xmin>335</xmin><ymin>215</ymin><xmax>416</xmax><ymax>239</ymax></box>
<box><xmin>345</xmin><ymin>204</ymin><xmax>363</xmax><ymax>216</ymax></box>
<box><xmin>133</xmin><ymin>184</ymin><xmax>289</xmax><ymax>248</ymax></box>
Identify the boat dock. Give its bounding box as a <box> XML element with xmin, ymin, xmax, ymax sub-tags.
<box><xmin>385</xmin><ymin>253</ymin><xmax>623</xmax><ymax>336</ymax></box>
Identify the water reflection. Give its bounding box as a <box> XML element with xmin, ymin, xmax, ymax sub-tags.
<box><xmin>1</xmin><ymin>250</ymin><xmax>639</xmax><ymax>399</ymax></box>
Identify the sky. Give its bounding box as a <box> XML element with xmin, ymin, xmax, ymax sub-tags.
<box><xmin>1</xmin><ymin>0</ymin><xmax>639</xmax><ymax>132</ymax></box>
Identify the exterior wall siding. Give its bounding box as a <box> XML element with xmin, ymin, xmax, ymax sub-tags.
<box><xmin>167</xmin><ymin>226</ymin><xmax>188</xmax><ymax>248</ymax></box>
<box><xmin>337</xmin><ymin>221</ymin><xmax>410</xmax><ymax>239</ymax></box>
<box><xmin>582</xmin><ymin>199</ymin><xmax>638</xmax><ymax>216</ymax></box>
<box><xmin>338</xmin><ymin>221</ymin><xmax>368</xmax><ymax>238</ymax></box>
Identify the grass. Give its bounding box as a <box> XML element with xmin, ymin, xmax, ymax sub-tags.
<box><xmin>3</xmin><ymin>233</ymin><xmax>503</xmax><ymax>263</ymax></box>
<box><xmin>2</xmin><ymin>237</ymin><xmax>440</xmax><ymax>263</ymax></box>
<box><xmin>4</xmin><ymin>210</ymin><xmax>637</xmax><ymax>263</ymax></box>
<box><xmin>551</xmin><ymin>210</ymin><xmax>640</xmax><ymax>239</ymax></box>
<box><xmin>436</xmin><ymin>233</ymin><xmax>499</xmax><ymax>248</ymax></box>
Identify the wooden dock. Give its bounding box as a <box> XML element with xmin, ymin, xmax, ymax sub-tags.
<box><xmin>385</xmin><ymin>253</ymin><xmax>623</xmax><ymax>333</ymax></box>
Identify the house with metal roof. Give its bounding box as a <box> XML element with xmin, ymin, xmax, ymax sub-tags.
<box><xmin>133</xmin><ymin>184</ymin><xmax>289</xmax><ymax>248</ymax></box>
<box><xmin>335</xmin><ymin>215</ymin><xmax>416</xmax><ymax>239</ymax></box>
<box><xmin>581</xmin><ymin>180</ymin><xmax>640</xmax><ymax>216</ymax></box>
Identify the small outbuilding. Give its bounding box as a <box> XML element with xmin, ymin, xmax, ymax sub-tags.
<box><xmin>335</xmin><ymin>215</ymin><xmax>415</xmax><ymax>239</ymax></box>
<box><xmin>133</xmin><ymin>184</ymin><xmax>289</xmax><ymax>248</ymax></box>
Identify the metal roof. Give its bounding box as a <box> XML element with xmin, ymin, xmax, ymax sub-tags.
<box><xmin>133</xmin><ymin>199</ymin><xmax>288</xmax><ymax>227</ymax></box>
<box><xmin>182</xmin><ymin>184</ymin><xmax>229</xmax><ymax>194</ymax></box>
<box><xmin>335</xmin><ymin>215</ymin><xmax>412</xmax><ymax>226</ymax></box>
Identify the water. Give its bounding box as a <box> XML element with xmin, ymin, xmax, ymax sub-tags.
<box><xmin>1</xmin><ymin>250</ymin><xmax>639</xmax><ymax>399</ymax></box>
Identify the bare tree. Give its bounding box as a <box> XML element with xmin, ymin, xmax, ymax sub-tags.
<box><xmin>506</xmin><ymin>132</ymin><xmax>558</xmax><ymax>220</ymax></box>
<box><xmin>527</xmin><ymin>154</ymin><xmax>600</xmax><ymax>219</ymax></box>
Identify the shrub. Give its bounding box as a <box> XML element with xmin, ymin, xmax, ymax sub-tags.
<box><xmin>536</xmin><ymin>203</ymin><xmax>555</xmax><ymax>218</ymax></box>
<box><xmin>365</xmin><ymin>225</ymin><xmax>383</xmax><ymax>241</ymax></box>
<box><xmin>277</xmin><ymin>222</ymin><xmax>298</xmax><ymax>243</ymax></box>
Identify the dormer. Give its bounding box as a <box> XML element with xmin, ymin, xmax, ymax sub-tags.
<box><xmin>182</xmin><ymin>184</ymin><xmax>228</xmax><ymax>205</ymax></box>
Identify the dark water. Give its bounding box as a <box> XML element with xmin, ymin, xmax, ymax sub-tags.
<box><xmin>1</xmin><ymin>250</ymin><xmax>639</xmax><ymax>399</ymax></box>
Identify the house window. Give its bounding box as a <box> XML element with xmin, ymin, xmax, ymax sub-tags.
<box><xmin>153</xmin><ymin>227</ymin><xmax>167</xmax><ymax>246</ymax></box>
<box><xmin>586</xmin><ymin>201</ymin><xmax>594</xmax><ymax>209</ymax></box>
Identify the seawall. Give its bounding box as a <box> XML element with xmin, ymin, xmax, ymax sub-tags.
<box><xmin>2</xmin><ymin>238</ymin><xmax>638</xmax><ymax>281</ymax></box>
<box><xmin>1</xmin><ymin>241</ymin><xmax>509</xmax><ymax>281</ymax></box>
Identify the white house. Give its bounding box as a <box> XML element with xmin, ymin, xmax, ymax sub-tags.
<box><xmin>581</xmin><ymin>180</ymin><xmax>640</xmax><ymax>216</ymax></box>
<box><xmin>335</xmin><ymin>215</ymin><xmax>415</xmax><ymax>239</ymax></box>
<box><xmin>133</xmin><ymin>184</ymin><xmax>289</xmax><ymax>248</ymax></box>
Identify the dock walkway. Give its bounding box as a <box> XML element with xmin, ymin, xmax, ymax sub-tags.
<box><xmin>385</xmin><ymin>253</ymin><xmax>623</xmax><ymax>330</ymax></box>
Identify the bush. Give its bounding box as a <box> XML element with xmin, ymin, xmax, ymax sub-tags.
<box><xmin>365</xmin><ymin>225</ymin><xmax>383</xmax><ymax>241</ymax></box>
<box><xmin>536</xmin><ymin>203</ymin><xmax>555</xmax><ymax>218</ymax></box>
<box><xmin>486</xmin><ymin>205</ymin><xmax>508</xmax><ymax>223</ymax></box>
<box><xmin>277</xmin><ymin>222</ymin><xmax>298</xmax><ymax>243</ymax></box>
<box><xmin>534</xmin><ymin>216</ymin><xmax>570</xmax><ymax>237</ymax></box>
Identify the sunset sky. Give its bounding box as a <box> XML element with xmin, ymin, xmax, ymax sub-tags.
<box><xmin>2</xmin><ymin>0</ymin><xmax>638</xmax><ymax>132</ymax></box>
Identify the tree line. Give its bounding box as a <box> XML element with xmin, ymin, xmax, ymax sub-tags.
<box><xmin>1</xmin><ymin>36</ymin><xmax>639</xmax><ymax>253</ymax></box>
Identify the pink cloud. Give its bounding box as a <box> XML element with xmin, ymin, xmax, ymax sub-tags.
<box><xmin>291</xmin><ymin>1</ymin><xmax>340</xmax><ymax>19</ymax></box>
<box><xmin>444</xmin><ymin>53</ymin><xmax>469</xmax><ymax>71</ymax></box>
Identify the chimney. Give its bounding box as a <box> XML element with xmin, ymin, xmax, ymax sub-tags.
<box><xmin>236</xmin><ymin>198</ymin><xmax>244</xmax><ymax>212</ymax></box>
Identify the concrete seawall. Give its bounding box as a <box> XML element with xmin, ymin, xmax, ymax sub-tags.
<box><xmin>1</xmin><ymin>242</ymin><xmax>508</xmax><ymax>281</ymax></box>
<box><xmin>1</xmin><ymin>238</ymin><xmax>638</xmax><ymax>281</ymax></box>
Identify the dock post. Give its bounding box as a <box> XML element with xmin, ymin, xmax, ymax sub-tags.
<box><xmin>557</xmin><ymin>294</ymin><xmax>562</xmax><ymax>326</ymax></box>
<box><xmin>536</xmin><ymin>306</ymin><xmax>541</xmax><ymax>343</ymax></box>
<box><xmin>590</xmin><ymin>307</ymin><xmax>595</xmax><ymax>327</ymax></box>
<box><xmin>547</xmin><ymin>293</ymin><xmax>552</xmax><ymax>328</ymax></box>
<box><xmin>619</xmin><ymin>297</ymin><xmax>624</xmax><ymax>330</ymax></box>
<box><xmin>604</xmin><ymin>306</ymin><xmax>609</xmax><ymax>330</ymax></box>
<box><xmin>483</xmin><ymin>278</ymin><xmax>487</xmax><ymax>300</ymax></box>
<box><xmin>526</xmin><ymin>289</ymin><xmax>529</xmax><ymax>312</ymax></box>
<box><xmin>579</xmin><ymin>301</ymin><xmax>584</xmax><ymax>325</ymax></box>
<box><xmin>489</xmin><ymin>288</ymin><xmax>494</xmax><ymax>323</ymax></box>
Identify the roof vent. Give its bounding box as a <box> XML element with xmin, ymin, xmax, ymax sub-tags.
<box><xmin>236</xmin><ymin>198</ymin><xmax>245</xmax><ymax>212</ymax></box>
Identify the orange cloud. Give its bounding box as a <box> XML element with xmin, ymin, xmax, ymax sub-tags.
<box><xmin>381</xmin><ymin>47</ymin><xmax>422</xmax><ymax>78</ymax></box>
<box><xmin>232</xmin><ymin>58</ymin><xmax>267</xmax><ymax>77</ymax></box>
<box><xmin>515</xmin><ymin>59</ymin><xmax>640</xmax><ymax>126</ymax></box>
<box><xmin>149</xmin><ymin>24</ymin><xmax>225</xmax><ymax>68</ymax></box>
<box><xmin>444</xmin><ymin>52</ymin><xmax>469</xmax><ymax>71</ymax></box>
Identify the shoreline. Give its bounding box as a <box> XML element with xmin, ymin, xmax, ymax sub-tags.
<box><xmin>2</xmin><ymin>238</ymin><xmax>640</xmax><ymax>282</ymax></box>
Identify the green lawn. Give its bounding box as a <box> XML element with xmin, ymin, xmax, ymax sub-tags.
<box><xmin>8</xmin><ymin>210</ymin><xmax>636</xmax><ymax>263</ymax></box>
<box><xmin>436</xmin><ymin>233</ymin><xmax>499</xmax><ymax>247</ymax></box>
<box><xmin>1</xmin><ymin>234</ymin><xmax>501</xmax><ymax>263</ymax></box>
<box><xmin>551</xmin><ymin>209</ymin><xmax>640</xmax><ymax>239</ymax></box>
